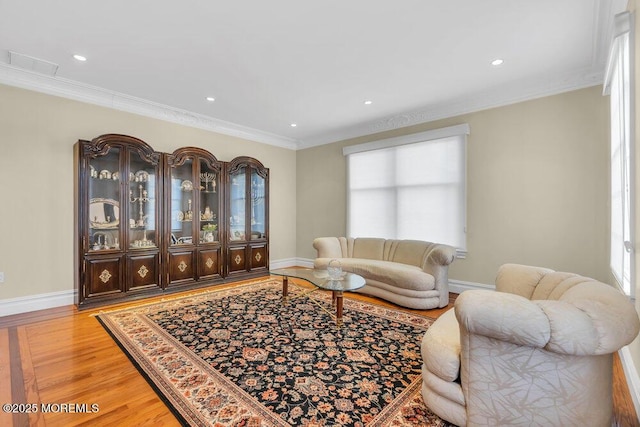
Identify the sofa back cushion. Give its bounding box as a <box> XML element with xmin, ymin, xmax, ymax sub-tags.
<box><xmin>388</xmin><ymin>240</ymin><xmax>430</xmax><ymax>268</ymax></box>
<box><xmin>352</xmin><ymin>238</ymin><xmax>386</xmax><ymax>260</ymax></box>
<box><xmin>314</xmin><ymin>237</ymin><xmax>447</xmax><ymax>270</ymax></box>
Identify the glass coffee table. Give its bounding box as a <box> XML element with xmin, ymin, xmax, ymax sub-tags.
<box><xmin>270</xmin><ymin>267</ymin><xmax>365</xmax><ymax>326</ymax></box>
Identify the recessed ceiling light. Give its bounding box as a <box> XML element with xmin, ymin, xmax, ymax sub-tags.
<box><xmin>491</xmin><ymin>59</ymin><xmax>504</xmax><ymax>66</ymax></box>
<box><xmin>290</xmin><ymin>123</ymin><xmax>297</xmax><ymax>127</ymax></box>
<box><xmin>364</xmin><ymin>100</ymin><xmax>373</xmax><ymax>105</ymax></box>
<box><xmin>73</xmin><ymin>54</ymin><xmax>87</xmax><ymax>62</ymax></box>
<box><xmin>205</xmin><ymin>96</ymin><xmax>216</xmax><ymax>102</ymax></box>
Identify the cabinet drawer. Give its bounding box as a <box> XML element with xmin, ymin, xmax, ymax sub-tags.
<box><xmin>127</xmin><ymin>253</ymin><xmax>160</xmax><ymax>291</ymax></box>
<box><xmin>228</xmin><ymin>247</ymin><xmax>247</xmax><ymax>273</ymax></box>
<box><xmin>198</xmin><ymin>248</ymin><xmax>221</xmax><ymax>279</ymax></box>
<box><xmin>250</xmin><ymin>244</ymin><xmax>267</xmax><ymax>269</ymax></box>
<box><xmin>85</xmin><ymin>256</ymin><xmax>123</xmax><ymax>298</ymax></box>
<box><xmin>168</xmin><ymin>251</ymin><xmax>195</xmax><ymax>284</ymax></box>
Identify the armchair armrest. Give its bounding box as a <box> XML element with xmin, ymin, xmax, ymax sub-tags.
<box><xmin>454</xmin><ymin>290</ymin><xmax>551</xmax><ymax>349</ymax></box>
<box><xmin>455</xmin><ymin>288</ymin><xmax>639</xmax><ymax>355</ymax></box>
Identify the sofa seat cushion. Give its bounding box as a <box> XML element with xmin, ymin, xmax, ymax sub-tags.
<box><xmin>315</xmin><ymin>258</ymin><xmax>435</xmax><ymax>291</ymax></box>
<box><xmin>421</xmin><ymin>308</ymin><xmax>461</xmax><ymax>382</ymax></box>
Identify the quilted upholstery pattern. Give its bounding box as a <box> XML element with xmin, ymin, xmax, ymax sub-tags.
<box><xmin>421</xmin><ymin>263</ymin><xmax>640</xmax><ymax>427</ymax></box>
<box><xmin>460</xmin><ymin>331</ymin><xmax>612</xmax><ymax>426</ymax></box>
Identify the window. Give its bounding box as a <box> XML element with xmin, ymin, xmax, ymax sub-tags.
<box><xmin>604</xmin><ymin>12</ymin><xmax>634</xmax><ymax>296</ymax></box>
<box><xmin>344</xmin><ymin>124</ymin><xmax>468</xmax><ymax>257</ymax></box>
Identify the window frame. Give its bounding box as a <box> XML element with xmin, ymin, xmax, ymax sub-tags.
<box><xmin>604</xmin><ymin>11</ymin><xmax>635</xmax><ymax>297</ymax></box>
<box><xmin>343</xmin><ymin>124</ymin><xmax>469</xmax><ymax>258</ymax></box>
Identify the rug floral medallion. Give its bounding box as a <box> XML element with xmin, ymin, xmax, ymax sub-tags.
<box><xmin>97</xmin><ymin>279</ymin><xmax>452</xmax><ymax>427</ymax></box>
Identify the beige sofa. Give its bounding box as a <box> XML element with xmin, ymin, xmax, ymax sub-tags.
<box><xmin>313</xmin><ymin>237</ymin><xmax>456</xmax><ymax>309</ymax></box>
<box><xmin>421</xmin><ymin>263</ymin><xmax>640</xmax><ymax>427</ymax></box>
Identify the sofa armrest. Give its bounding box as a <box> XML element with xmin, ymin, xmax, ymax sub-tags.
<box><xmin>313</xmin><ymin>237</ymin><xmax>344</xmax><ymax>259</ymax></box>
<box><xmin>421</xmin><ymin>244</ymin><xmax>456</xmax><ymax>283</ymax></box>
<box><xmin>420</xmin><ymin>244</ymin><xmax>456</xmax><ymax>308</ymax></box>
<box><xmin>423</xmin><ymin>244</ymin><xmax>456</xmax><ymax>271</ymax></box>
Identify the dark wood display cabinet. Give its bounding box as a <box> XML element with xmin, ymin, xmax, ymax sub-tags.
<box><xmin>165</xmin><ymin>147</ymin><xmax>224</xmax><ymax>288</ymax></box>
<box><xmin>74</xmin><ymin>134</ymin><xmax>269</xmax><ymax>309</ymax></box>
<box><xmin>226</xmin><ymin>157</ymin><xmax>269</xmax><ymax>278</ymax></box>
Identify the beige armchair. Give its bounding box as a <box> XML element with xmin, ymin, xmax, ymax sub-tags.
<box><xmin>421</xmin><ymin>264</ymin><xmax>640</xmax><ymax>426</ymax></box>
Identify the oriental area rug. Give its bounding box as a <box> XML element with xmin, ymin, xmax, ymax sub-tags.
<box><xmin>96</xmin><ymin>279</ymin><xmax>452</xmax><ymax>426</ymax></box>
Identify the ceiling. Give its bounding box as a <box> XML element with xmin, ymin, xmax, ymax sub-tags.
<box><xmin>0</xmin><ymin>0</ymin><xmax>629</xmax><ymax>149</ymax></box>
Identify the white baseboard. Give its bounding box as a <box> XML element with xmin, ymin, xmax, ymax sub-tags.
<box><xmin>268</xmin><ymin>258</ymin><xmax>300</xmax><ymax>269</ymax></box>
<box><xmin>292</xmin><ymin>258</ymin><xmax>315</xmax><ymax>268</ymax></box>
<box><xmin>0</xmin><ymin>258</ymin><xmax>311</xmax><ymax>317</ymax></box>
<box><xmin>0</xmin><ymin>289</ymin><xmax>75</xmax><ymax>317</ymax></box>
<box><xmin>448</xmin><ymin>279</ymin><xmax>495</xmax><ymax>294</ymax></box>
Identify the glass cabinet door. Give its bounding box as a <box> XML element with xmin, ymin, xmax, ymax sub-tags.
<box><xmin>128</xmin><ymin>151</ymin><xmax>157</xmax><ymax>249</ymax></box>
<box><xmin>199</xmin><ymin>159</ymin><xmax>219</xmax><ymax>243</ymax></box>
<box><xmin>229</xmin><ymin>166</ymin><xmax>246</xmax><ymax>241</ymax></box>
<box><xmin>225</xmin><ymin>156</ymin><xmax>269</xmax><ymax>277</ymax></box>
<box><xmin>250</xmin><ymin>170</ymin><xmax>266</xmax><ymax>240</ymax></box>
<box><xmin>88</xmin><ymin>148</ymin><xmax>121</xmax><ymax>252</ymax></box>
<box><xmin>170</xmin><ymin>159</ymin><xmax>195</xmax><ymax>246</ymax></box>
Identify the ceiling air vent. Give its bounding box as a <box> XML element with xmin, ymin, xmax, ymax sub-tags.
<box><xmin>8</xmin><ymin>51</ymin><xmax>59</xmax><ymax>77</ymax></box>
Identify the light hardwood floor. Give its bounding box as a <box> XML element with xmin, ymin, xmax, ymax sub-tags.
<box><xmin>1</xmin><ymin>277</ymin><xmax>638</xmax><ymax>426</ymax></box>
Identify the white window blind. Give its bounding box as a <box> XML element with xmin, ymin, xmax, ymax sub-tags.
<box><xmin>344</xmin><ymin>124</ymin><xmax>468</xmax><ymax>256</ymax></box>
<box><xmin>604</xmin><ymin>11</ymin><xmax>634</xmax><ymax>296</ymax></box>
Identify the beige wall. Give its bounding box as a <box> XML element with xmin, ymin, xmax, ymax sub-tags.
<box><xmin>297</xmin><ymin>86</ymin><xmax>609</xmax><ymax>285</ymax></box>
<box><xmin>0</xmin><ymin>83</ymin><xmax>610</xmax><ymax>297</ymax></box>
<box><xmin>0</xmin><ymin>84</ymin><xmax>297</xmax><ymax>300</ymax></box>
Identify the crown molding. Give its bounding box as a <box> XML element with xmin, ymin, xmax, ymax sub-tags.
<box><xmin>297</xmin><ymin>65</ymin><xmax>605</xmax><ymax>149</ymax></box>
<box><xmin>0</xmin><ymin>63</ymin><xmax>299</xmax><ymax>150</ymax></box>
<box><xmin>297</xmin><ymin>0</ymin><xmax>625</xmax><ymax>149</ymax></box>
<box><xmin>0</xmin><ymin>61</ymin><xmax>606</xmax><ymax>152</ymax></box>
<box><xmin>0</xmin><ymin>1</ymin><xmax>623</xmax><ymax>152</ymax></box>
